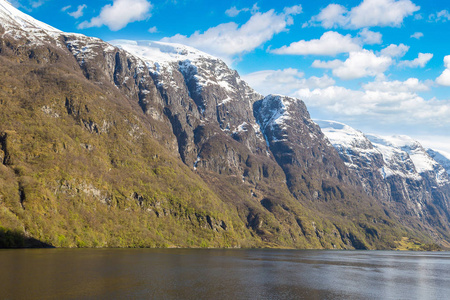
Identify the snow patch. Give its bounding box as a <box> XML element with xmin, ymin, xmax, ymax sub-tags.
<box><xmin>318</xmin><ymin>120</ymin><xmax>449</xmax><ymax>186</ymax></box>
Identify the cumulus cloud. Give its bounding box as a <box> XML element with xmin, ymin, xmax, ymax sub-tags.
<box><xmin>242</xmin><ymin>68</ymin><xmax>335</xmax><ymax>95</ymax></box>
<box><xmin>436</xmin><ymin>55</ymin><xmax>450</xmax><ymax>86</ymax></box>
<box><xmin>294</xmin><ymin>82</ymin><xmax>450</xmax><ymax>128</ymax></box>
<box><xmin>68</xmin><ymin>4</ymin><xmax>87</xmax><ymax>19</ymax></box>
<box><xmin>162</xmin><ymin>5</ymin><xmax>302</xmax><ymax>62</ymax></box>
<box><xmin>271</xmin><ymin>31</ymin><xmax>361</xmax><ymax>56</ymax></box>
<box><xmin>78</xmin><ymin>0</ymin><xmax>152</xmax><ymax>31</ymax></box>
<box><xmin>358</xmin><ymin>28</ymin><xmax>382</xmax><ymax>44</ymax></box>
<box><xmin>312</xmin><ymin>50</ymin><xmax>392</xmax><ymax>80</ymax></box>
<box><xmin>307</xmin><ymin>4</ymin><xmax>348</xmax><ymax>28</ymax></box>
<box><xmin>362</xmin><ymin>78</ymin><xmax>430</xmax><ymax>92</ymax></box>
<box><xmin>379</xmin><ymin>43</ymin><xmax>409</xmax><ymax>58</ymax></box>
<box><xmin>410</xmin><ymin>32</ymin><xmax>423</xmax><ymax>39</ymax></box>
<box><xmin>398</xmin><ymin>53</ymin><xmax>433</xmax><ymax>68</ymax></box>
<box><xmin>309</xmin><ymin>0</ymin><xmax>420</xmax><ymax>29</ymax></box>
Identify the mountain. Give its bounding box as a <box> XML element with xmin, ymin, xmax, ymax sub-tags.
<box><xmin>427</xmin><ymin>149</ymin><xmax>450</xmax><ymax>176</ymax></box>
<box><xmin>0</xmin><ymin>0</ymin><xmax>448</xmax><ymax>249</ymax></box>
<box><xmin>316</xmin><ymin>120</ymin><xmax>450</xmax><ymax>244</ymax></box>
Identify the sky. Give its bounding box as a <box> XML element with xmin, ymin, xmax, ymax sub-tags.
<box><xmin>9</xmin><ymin>0</ymin><xmax>450</xmax><ymax>152</ymax></box>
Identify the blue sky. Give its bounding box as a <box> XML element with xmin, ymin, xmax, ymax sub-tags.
<box><xmin>10</xmin><ymin>0</ymin><xmax>450</xmax><ymax>152</ymax></box>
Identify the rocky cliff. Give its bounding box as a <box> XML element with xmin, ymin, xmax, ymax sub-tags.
<box><xmin>317</xmin><ymin>120</ymin><xmax>450</xmax><ymax>244</ymax></box>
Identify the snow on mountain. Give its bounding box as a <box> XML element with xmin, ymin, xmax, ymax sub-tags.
<box><xmin>0</xmin><ymin>0</ymin><xmax>62</xmax><ymax>45</ymax></box>
<box><xmin>111</xmin><ymin>38</ymin><xmax>262</xmax><ymax>140</ymax></box>
<box><xmin>367</xmin><ymin>135</ymin><xmax>438</xmax><ymax>174</ymax></box>
<box><xmin>317</xmin><ymin>120</ymin><xmax>449</xmax><ymax>186</ymax></box>
<box><xmin>257</xmin><ymin>95</ymin><xmax>295</xmax><ymax>133</ymax></box>
<box><xmin>111</xmin><ymin>40</ymin><xmax>216</xmax><ymax>66</ymax></box>
<box><xmin>111</xmin><ymin>40</ymin><xmax>256</xmax><ymax>107</ymax></box>
<box><xmin>427</xmin><ymin>148</ymin><xmax>450</xmax><ymax>176</ymax></box>
<box><xmin>314</xmin><ymin>120</ymin><xmax>373</xmax><ymax>153</ymax></box>
<box><xmin>0</xmin><ymin>0</ymin><xmax>59</xmax><ymax>32</ymax></box>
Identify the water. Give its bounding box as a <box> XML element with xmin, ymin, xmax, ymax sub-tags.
<box><xmin>0</xmin><ymin>249</ymin><xmax>449</xmax><ymax>299</ymax></box>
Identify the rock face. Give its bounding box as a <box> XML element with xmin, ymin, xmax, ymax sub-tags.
<box><xmin>317</xmin><ymin>120</ymin><xmax>450</xmax><ymax>241</ymax></box>
<box><xmin>254</xmin><ymin>96</ymin><xmax>360</xmax><ymax>201</ymax></box>
<box><xmin>0</xmin><ymin>0</ymin><xmax>449</xmax><ymax>248</ymax></box>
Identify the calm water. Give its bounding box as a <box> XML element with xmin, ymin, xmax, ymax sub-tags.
<box><xmin>0</xmin><ymin>249</ymin><xmax>449</xmax><ymax>300</ymax></box>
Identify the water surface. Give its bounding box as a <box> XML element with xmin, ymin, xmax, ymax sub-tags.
<box><xmin>1</xmin><ymin>249</ymin><xmax>449</xmax><ymax>299</ymax></box>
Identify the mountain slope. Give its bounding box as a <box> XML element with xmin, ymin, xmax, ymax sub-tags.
<box><xmin>427</xmin><ymin>149</ymin><xmax>450</xmax><ymax>176</ymax></box>
<box><xmin>317</xmin><ymin>120</ymin><xmax>450</xmax><ymax>244</ymax></box>
<box><xmin>0</xmin><ymin>0</ymin><xmax>448</xmax><ymax>249</ymax></box>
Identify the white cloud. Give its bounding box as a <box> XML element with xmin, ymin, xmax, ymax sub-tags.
<box><xmin>414</xmin><ymin>13</ymin><xmax>423</xmax><ymax>20</ymax></box>
<box><xmin>78</xmin><ymin>0</ymin><xmax>152</xmax><ymax>31</ymax></box>
<box><xmin>308</xmin><ymin>4</ymin><xmax>348</xmax><ymax>28</ymax></box>
<box><xmin>271</xmin><ymin>31</ymin><xmax>361</xmax><ymax>56</ymax></box>
<box><xmin>358</xmin><ymin>28</ymin><xmax>382</xmax><ymax>44</ymax></box>
<box><xmin>250</xmin><ymin>3</ymin><xmax>260</xmax><ymax>14</ymax></box>
<box><xmin>429</xmin><ymin>10</ymin><xmax>450</xmax><ymax>22</ymax></box>
<box><xmin>436</xmin><ymin>70</ymin><xmax>450</xmax><ymax>86</ymax></box>
<box><xmin>380</xmin><ymin>43</ymin><xmax>409</xmax><ymax>58</ymax></box>
<box><xmin>309</xmin><ymin>0</ymin><xmax>420</xmax><ymax>29</ymax></box>
<box><xmin>161</xmin><ymin>5</ymin><xmax>302</xmax><ymax>62</ymax></box>
<box><xmin>349</xmin><ymin>0</ymin><xmax>420</xmax><ymax>28</ymax></box>
<box><xmin>29</xmin><ymin>0</ymin><xmax>46</xmax><ymax>8</ymax></box>
<box><xmin>436</xmin><ymin>55</ymin><xmax>450</xmax><ymax>86</ymax></box>
<box><xmin>398</xmin><ymin>53</ymin><xmax>433</xmax><ymax>68</ymax></box>
<box><xmin>9</xmin><ymin>0</ymin><xmax>47</xmax><ymax>10</ymax></box>
<box><xmin>416</xmin><ymin>137</ymin><xmax>450</xmax><ymax>154</ymax></box>
<box><xmin>225</xmin><ymin>6</ymin><xmax>249</xmax><ymax>17</ymax></box>
<box><xmin>313</xmin><ymin>50</ymin><xmax>392</xmax><ymax>80</ymax></box>
<box><xmin>148</xmin><ymin>26</ymin><xmax>158</xmax><ymax>33</ymax></box>
<box><xmin>61</xmin><ymin>5</ymin><xmax>71</xmax><ymax>12</ymax></box>
<box><xmin>68</xmin><ymin>4</ymin><xmax>87</xmax><ymax>19</ymax></box>
<box><xmin>443</xmin><ymin>55</ymin><xmax>450</xmax><ymax>69</ymax></box>
<box><xmin>225</xmin><ymin>3</ymin><xmax>261</xmax><ymax>17</ymax></box>
<box><xmin>295</xmin><ymin>83</ymin><xmax>450</xmax><ymax>128</ymax></box>
<box><xmin>8</xmin><ymin>0</ymin><xmax>21</xmax><ymax>8</ymax></box>
<box><xmin>242</xmin><ymin>68</ymin><xmax>335</xmax><ymax>95</ymax></box>
<box><xmin>283</xmin><ymin>5</ymin><xmax>302</xmax><ymax>15</ymax></box>
<box><xmin>363</xmin><ymin>78</ymin><xmax>430</xmax><ymax>92</ymax></box>
<box><xmin>410</xmin><ymin>32</ymin><xmax>423</xmax><ymax>39</ymax></box>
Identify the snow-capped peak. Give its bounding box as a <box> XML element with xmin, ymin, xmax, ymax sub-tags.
<box><xmin>317</xmin><ymin>120</ymin><xmax>449</xmax><ymax>186</ymax></box>
<box><xmin>110</xmin><ymin>40</ymin><xmax>217</xmax><ymax>65</ymax></box>
<box><xmin>258</xmin><ymin>95</ymin><xmax>296</xmax><ymax>129</ymax></box>
<box><xmin>366</xmin><ymin>134</ymin><xmax>437</xmax><ymax>175</ymax></box>
<box><xmin>0</xmin><ymin>0</ymin><xmax>60</xmax><ymax>33</ymax></box>
<box><xmin>314</xmin><ymin>120</ymin><xmax>372</xmax><ymax>150</ymax></box>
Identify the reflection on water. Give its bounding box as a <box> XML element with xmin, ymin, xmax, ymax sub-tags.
<box><xmin>0</xmin><ymin>249</ymin><xmax>449</xmax><ymax>299</ymax></box>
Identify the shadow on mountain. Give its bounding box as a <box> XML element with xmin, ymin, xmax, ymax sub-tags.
<box><xmin>0</xmin><ymin>227</ymin><xmax>54</xmax><ymax>248</ymax></box>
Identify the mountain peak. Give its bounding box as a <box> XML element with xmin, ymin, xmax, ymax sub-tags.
<box><xmin>0</xmin><ymin>0</ymin><xmax>60</xmax><ymax>33</ymax></box>
<box><xmin>111</xmin><ymin>40</ymin><xmax>217</xmax><ymax>65</ymax></box>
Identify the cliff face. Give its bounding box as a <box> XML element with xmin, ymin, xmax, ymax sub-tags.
<box><xmin>0</xmin><ymin>0</ymin><xmax>448</xmax><ymax>249</ymax></box>
<box><xmin>317</xmin><ymin>120</ymin><xmax>450</xmax><ymax>243</ymax></box>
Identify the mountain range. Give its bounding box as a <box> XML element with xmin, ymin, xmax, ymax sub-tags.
<box><xmin>0</xmin><ymin>0</ymin><xmax>449</xmax><ymax>249</ymax></box>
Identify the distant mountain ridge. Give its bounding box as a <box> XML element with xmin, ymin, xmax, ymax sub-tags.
<box><xmin>0</xmin><ymin>0</ymin><xmax>449</xmax><ymax>249</ymax></box>
<box><xmin>317</xmin><ymin>120</ymin><xmax>450</xmax><ymax>243</ymax></box>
